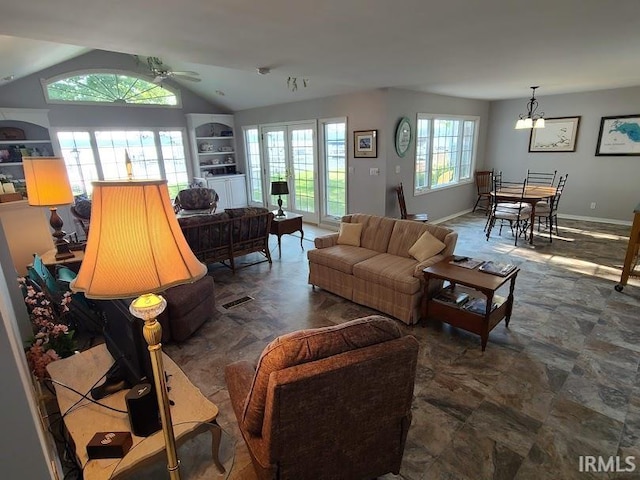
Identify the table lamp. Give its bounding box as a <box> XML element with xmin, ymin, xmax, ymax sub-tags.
<box><xmin>70</xmin><ymin>179</ymin><xmax>207</xmax><ymax>480</ymax></box>
<box><xmin>270</xmin><ymin>180</ymin><xmax>289</xmax><ymax>217</ymax></box>
<box><xmin>23</xmin><ymin>157</ymin><xmax>75</xmax><ymax>260</ymax></box>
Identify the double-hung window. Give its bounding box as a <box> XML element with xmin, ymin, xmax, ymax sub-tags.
<box><xmin>414</xmin><ymin>114</ymin><xmax>479</xmax><ymax>193</ymax></box>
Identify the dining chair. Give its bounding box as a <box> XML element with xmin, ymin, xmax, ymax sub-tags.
<box><xmin>527</xmin><ymin>169</ymin><xmax>558</xmax><ymax>210</ymax></box>
<box><xmin>473</xmin><ymin>170</ymin><xmax>493</xmax><ymax>214</ymax></box>
<box><xmin>483</xmin><ymin>171</ymin><xmax>502</xmax><ymax>232</ymax></box>
<box><xmin>486</xmin><ymin>177</ymin><xmax>531</xmax><ymax>246</ymax></box>
<box><xmin>527</xmin><ymin>169</ymin><xmax>557</xmax><ymax>186</ymax></box>
<box><xmin>396</xmin><ymin>182</ymin><xmax>428</xmax><ymax>222</ymax></box>
<box><xmin>536</xmin><ymin>174</ymin><xmax>568</xmax><ymax>242</ymax></box>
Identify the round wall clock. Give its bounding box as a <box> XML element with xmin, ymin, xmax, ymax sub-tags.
<box><xmin>395</xmin><ymin>117</ymin><xmax>412</xmax><ymax>157</ymax></box>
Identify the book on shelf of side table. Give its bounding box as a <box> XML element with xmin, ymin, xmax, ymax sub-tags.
<box><xmin>422</xmin><ymin>256</ymin><xmax>520</xmax><ymax>351</ymax></box>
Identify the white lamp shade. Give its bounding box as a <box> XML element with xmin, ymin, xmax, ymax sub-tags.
<box><xmin>534</xmin><ymin>118</ymin><xmax>545</xmax><ymax>128</ymax></box>
<box><xmin>23</xmin><ymin>157</ymin><xmax>73</xmax><ymax>206</ymax></box>
<box><xmin>70</xmin><ymin>179</ymin><xmax>207</xmax><ymax>299</ymax></box>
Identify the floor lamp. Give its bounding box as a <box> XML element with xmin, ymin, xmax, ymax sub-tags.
<box><xmin>23</xmin><ymin>157</ymin><xmax>75</xmax><ymax>260</ymax></box>
<box><xmin>70</xmin><ymin>179</ymin><xmax>207</xmax><ymax>480</ymax></box>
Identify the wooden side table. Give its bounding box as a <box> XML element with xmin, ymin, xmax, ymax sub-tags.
<box><xmin>47</xmin><ymin>344</ymin><xmax>223</xmax><ymax>479</ymax></box>
<box><xmin>270</xmin><ymin>211</ymin><xmax>304</xmax><ymax>258</ymax></box>
<box><xmin>422</xmin><ymin>257</ymin><xmax>519</xmax><ymax>351</ymax></box>
<box><xmin>40</xmin><ymin>247</ymin><xmax>84</xmax><ymax>272</ymax></box>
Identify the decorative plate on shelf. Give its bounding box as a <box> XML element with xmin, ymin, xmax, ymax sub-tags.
<box><xmin>0</xmin><ymin>127</ymin><xmax>26</xmax><ymax>141</ymax></box>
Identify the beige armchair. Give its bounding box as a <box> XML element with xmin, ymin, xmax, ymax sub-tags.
<box><xmin>224</xmin><ymin>315</ymin><xmax>419</xmax><ymax>480</ymax></box>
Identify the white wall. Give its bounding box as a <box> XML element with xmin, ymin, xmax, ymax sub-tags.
<box><xmin>486</xmin><ymin>86</ymin><xmax>640</xmax><ymax>223</ymax></box>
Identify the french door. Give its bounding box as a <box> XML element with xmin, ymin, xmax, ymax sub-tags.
<box><xmin>261</xmin><ymin>122</ymin><xmax>318</xmax><ymax>223</ymax></box>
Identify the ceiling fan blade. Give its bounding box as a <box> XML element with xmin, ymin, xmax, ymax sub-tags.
<box><xmin>175</xmin><ymin>75</ymin><xmax>202</xmax><ymax>82</ymax></box>
<box><xmin>171</xmin><ymin>71</ymin><xmax>200</xmax><ymax>77</ymax></box>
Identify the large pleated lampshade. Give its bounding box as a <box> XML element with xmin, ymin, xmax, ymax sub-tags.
<box><xmin>70</xmin><ymin>179</ymin><xmax>206</xmax><ymax>299</ymax></box>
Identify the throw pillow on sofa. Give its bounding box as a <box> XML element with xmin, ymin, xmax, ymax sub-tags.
<box><xmin>337</xmin><ymin>222</ymin><xmax>363</xmax><ymax>246</ymax></box>
<box><xmin>408</xmin><ymin>230</ymin><xmax>446</xmax><ymax>262</ymax></box>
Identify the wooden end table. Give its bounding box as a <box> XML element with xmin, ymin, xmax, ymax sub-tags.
<box><xmin>270</xmin><ymin>211</ymin><xmax>304</xmax><ymax>258</ymax></box>
<box><xmin>47</xmin><ymin>344</ymin><xmax>224</xmax><ymax>479</ymax></box>
<box><xmin>422</xmin><ymin>257</ymin><xmax>519</xmax><ymax>351</ymax></box>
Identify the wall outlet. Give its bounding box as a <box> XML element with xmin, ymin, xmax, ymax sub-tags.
<box><xmin>395</xmin><ymin>165</ymin><xmax>400</xmax><ymax>174</ymax></box>
<box><xmin>369</xmin><ymin>167</ymin><xmax>379</xmax><ymax>176</ymax></box>
<box><xmin>590</xmin><ymin>202</ymin><xmax>596</xmax><ymax>209</ymax></box>
<box><xmin>348</xmin><ymin>167</ymin><xmax>355</xmax><ymax>174</ymax></box>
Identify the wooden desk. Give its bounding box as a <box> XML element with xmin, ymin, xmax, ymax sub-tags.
<box><xmin>616</xmin><ymin>202</ymin><xmax>640</xmax><ymax>292</ymax></box>
<box><xmin>47</xmin><ymin>344</ymin><xmax>220</xmax><ymax>480</ymax></box>
<box><xmin>491</xmin><ymin>185</ymin><xmax>556</xmax><ymax>244</ymax></box>
<box><xmin>270</xmin><ymin>211</ymin><xmax>304</xmax><ymax>258</ymax></box>
<box><xmin>422</xmin><ymin>257</ymin><xmax>519</xmax><ymax>351</ymax></box>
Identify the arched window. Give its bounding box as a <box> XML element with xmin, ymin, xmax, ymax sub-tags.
<box><xmin>43</xmin><ymin>70</ymin><xmax>180</xmax><ymax>106</ymax></box>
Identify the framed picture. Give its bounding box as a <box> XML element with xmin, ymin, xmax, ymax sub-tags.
<box><xmin>596</xmin><ymin>114</ymin><xmax>640</xmax><ymax>156</ymax></box>
<box><xmin>528</xmin><ymin>116</ymin><xmax>581</xmax><ymax>152</ymax></box>
<box><xmin>354</xmin><ymin>130</ymin><xmax>377</xmax><ymax>158</ymax></box>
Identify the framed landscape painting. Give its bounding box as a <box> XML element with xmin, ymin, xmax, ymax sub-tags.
<box><xmin>596</xmin><ymin>114</ymin><xmax>640</xmax><ymax>156</ymax></box>
<box><xmin>529</xmin><ymin>116</ymin><xmax>581</xmax><ymax>152</ymax></box>
<box><xmin>354</xmin><ymin>130</ymin><xmax>377</xmax><ymax>158</ymax></box>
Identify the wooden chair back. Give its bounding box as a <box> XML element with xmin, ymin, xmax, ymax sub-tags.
<box><xmin>474</xmin><ymin>170</ymin><xmax>493</xmax><ymax>195</ymax></box>
<box><xmin>396</xmin><ymin>182</ymin><xmax>409</xmax><ymax>219</ymax></box>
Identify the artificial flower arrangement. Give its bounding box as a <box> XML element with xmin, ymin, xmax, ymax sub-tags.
<box><xmin>18</xmin><ymin>277</ymin><xmax>77</xmax><ymax>379</ymax></box>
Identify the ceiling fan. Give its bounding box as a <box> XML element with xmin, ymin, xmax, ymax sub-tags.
<box><xmin>145</xmin><ymin>56</ymin><xmax>201</xmax><ymax>83</ymax></box>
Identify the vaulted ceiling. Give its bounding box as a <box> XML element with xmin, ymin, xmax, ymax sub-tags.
<box><xmin>1</xmin><ymin>0</ymin><xmax>639</xmax><ymax>111</ymax></box>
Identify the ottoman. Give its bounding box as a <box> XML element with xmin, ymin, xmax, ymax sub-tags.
<box><xmin>160</xmin><ymin>275</ymin><xmax>215</xmax><ymax>342</ymax></box>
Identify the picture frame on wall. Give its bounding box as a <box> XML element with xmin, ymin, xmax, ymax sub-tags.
<box><xmin>354</xmin><ymin>130</ymin><xmax>378</xmax><ymax>158</ymax></box>
<box><xmin>528</xmin><ymin>116</ymin><xmax>581</xmax><ymax>153</ymax></box>
<box><xmin>595</xmin><ymin>114</ymin><xmax>640</xmax><ymax>156</ymax></box>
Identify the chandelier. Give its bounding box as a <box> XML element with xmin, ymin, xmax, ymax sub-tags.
<box><xmin>515</xmin><ymin>86</ymin><xmax>545</xmax><ymax>129</ymax></box>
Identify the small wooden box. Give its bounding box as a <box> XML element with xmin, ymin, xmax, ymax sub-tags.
<box><xmin>0</xmin><ymin>192</ymin><xmax>23</xmax><ymax>203</ymax></box>
<box><xmin>86</xmin><ymin>431</ymin><xmax>133</xmax><ymax>459</ymax></box>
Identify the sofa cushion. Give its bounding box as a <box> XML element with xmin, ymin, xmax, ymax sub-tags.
<box><xmin>337</xmin><ymin>222</ymin><xmax>362</xmax><ymax>246</ymax></box>
<box><xmin>352</xmin><ymin>253</ymin><xmax>421</xmax><ymax>295</ymax></box>
<box><xmin>344</xmin><ymin>214</ymin><xmax>396</xmax><ymax>253</ymax></box>
<box><xmin>242</xmin><ymin>315</ymin><xmax>401</xmax><ymax>435</ymax></box>
<box><xmin>307</xmin><ymin>245</ymin><xmax>380</xmax><ymax>274</ymax></box>
<box><xmin>408</xmin><ymin>230</ymin><xmax>446</xmax><ymax>262</ymax></box>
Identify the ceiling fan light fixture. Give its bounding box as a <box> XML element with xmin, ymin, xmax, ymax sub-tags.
<box><xmin>257</xmin><ymin>67</ymin><xmax>271</xmax><ymax>75</ymax></box>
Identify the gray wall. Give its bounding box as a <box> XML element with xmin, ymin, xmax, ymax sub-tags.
<box><xmin>486</xmin><ymin>86</ymin><xmax>640</xmax><ymax>223</ymax></box>
<box><xmin>235</xmin><ymin>89</ymin><xmax>388</xmax><ymax>216</ymax></box>
<box><xmin>0</xmin><ymin>49</ymin><xmax>225</xmax><ymax>129</ymax></box>
<box><xmin>385</xmin><ymin>89</ymin><xmax>490</xmax><ymax>221</ymax></box>
<box><xmin>0</xmin><ymin>221</ymin><xmax>56</xmax><ymax>479</ymax></box>
<box><xmin>235</xmin><ymin>88</ymin><xmax>491</xmax><ymax>220</ymax></box>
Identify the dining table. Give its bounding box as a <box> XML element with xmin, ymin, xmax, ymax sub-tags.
<box><xmin>491</xmin><ymin>184</ymin><xmax>557</xmax><ymax>245</ymax></box>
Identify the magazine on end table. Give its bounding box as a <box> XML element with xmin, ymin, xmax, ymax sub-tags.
<box><xmin>478</xmin><ymin>261</ymin><xmax>516</xmax><ymax>277</ymax></box>
<box><xmin>449</xmin><ymin>256</ymin><xmax>485</xmax><ymax>270</ymax></box>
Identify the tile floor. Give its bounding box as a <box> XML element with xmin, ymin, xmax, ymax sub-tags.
<box><xmin>164</xmin><ymin>212</ymin><xmax>640</xmax><ymax>479</ymax></box>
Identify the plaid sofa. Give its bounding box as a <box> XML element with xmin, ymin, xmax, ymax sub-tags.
<box><xmin>178</xmin><ymin>207</ymin><xmax>273</xmax><ymax>272</ymax></box>
<box><xmin>307</xmin><ymin>214</ymin><xmax>457</xmax><ymax>324</ymax></box>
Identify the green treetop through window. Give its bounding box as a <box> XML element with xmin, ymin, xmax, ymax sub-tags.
<box><xmin>46</xmin><ymin>72</ymin><xmax>178</xmax><ymax>105</ymax></box>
